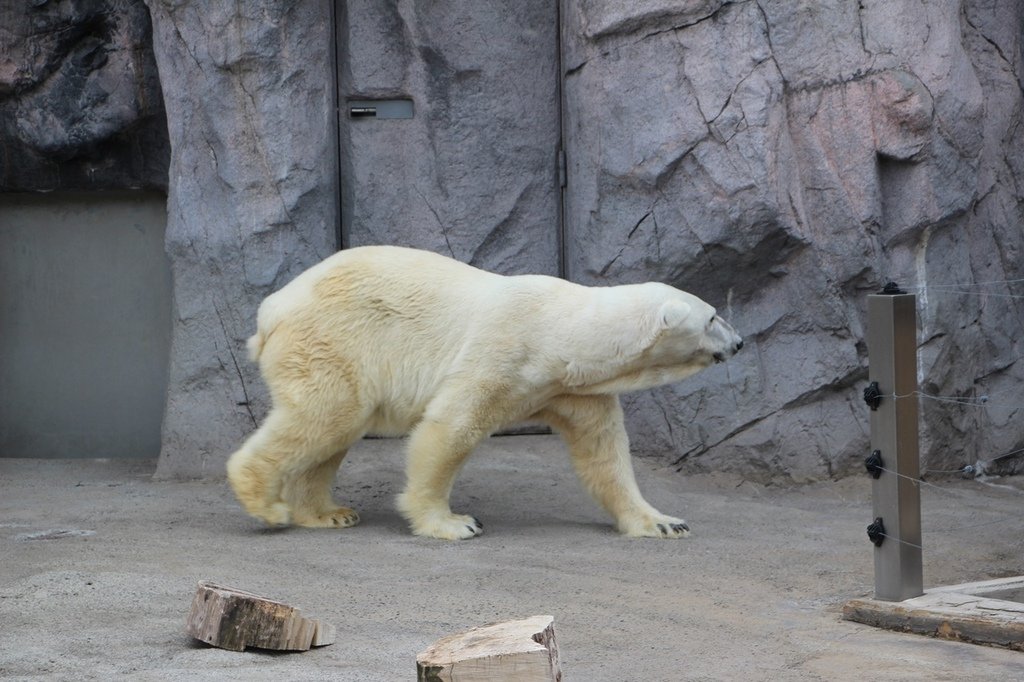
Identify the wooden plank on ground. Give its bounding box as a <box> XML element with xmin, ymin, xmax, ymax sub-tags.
<box><xmin>417</xmin><ymin>615</ymin><xmax>561</xmax><ymax>681</ymax></box>
<box><xmin>185</xmin><ymin>581</ymin><xmax>336</xmax><ymax>652</ymax></box>
<box><xmin>843</xmin><ymin>579</ymin><xmax>1024</xmax><ymax>651</ymax></box>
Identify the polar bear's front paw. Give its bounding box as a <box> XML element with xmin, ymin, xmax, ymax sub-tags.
<box><xmin>619</xmin><ymin>514</ymin><xmax>691</xmax><ymax>539</ymax></box>
<box><xmin>655</xmin><ymin>520</ymin><xmax>691</xmax><ymax>538</ymax></box>
<box><xmin>411</xmin><ymin>512</ymin><xmax>484</xmax><ymax>541</ymax></box>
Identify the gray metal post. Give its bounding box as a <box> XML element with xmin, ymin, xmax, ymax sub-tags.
<box><xmin>867</xmin><ymin>291</ymin><xmax>923</xmax><ymax>601</ymax></box>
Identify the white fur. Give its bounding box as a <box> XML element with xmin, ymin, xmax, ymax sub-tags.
<box><xmin>226</xmin><ymin>246</ymin><xmax>742</xmax><ymax>539</ymax></box>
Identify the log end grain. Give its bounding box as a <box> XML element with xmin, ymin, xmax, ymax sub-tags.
<box><xmin>417</xmin><ymin>615</ymin><xmax>561</xmax><ymax>681</ymax></box>
<box><xmin>185</xmin><ymin>581</ymin><xmax>335</xmax><ymax>652</ymax></box>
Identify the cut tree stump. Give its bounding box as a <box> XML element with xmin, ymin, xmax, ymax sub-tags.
<box><xmin>416</xmin><ymin>615</ymin><xmax>561</xmax><ymax>681</ymax></box>
<box><xmin>185</xmin><ymin>581</ymin><xmax>336</xmax><ymax>652</ymax></box>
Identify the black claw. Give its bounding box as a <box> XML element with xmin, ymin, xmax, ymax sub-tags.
<box><xmin>473</xmin><ymin>518</ymin><xmax>483</xmax><ymax>530</ymax></box>
<box><xmin>672</xmin><ymin>523</ymin><xmax>689</xmax><ymax>533</ymax></box>
<box><xmin>657</xmin><ymin>523</ymin><xmax>668</xmax><ymax>535</ymax></box>
<box><xmin>465</xmin><ymin>525</ymin><xmax>476</xmax><ymax>534</ymax></box>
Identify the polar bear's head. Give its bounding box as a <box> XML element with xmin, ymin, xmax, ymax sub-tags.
<box><xmin>655</xmin><ymin>292</ymin><xmax>745</xmax><ymax>366</ymax></box>
<box><xmin>643</xmin><ymin>284</ymin><xmax>743</xmax><ymax>370</ymax></box>
<box><xmin>562</xmin><ymin>282</ymin><xmax>742</xmax><ymax>393</ymax></box>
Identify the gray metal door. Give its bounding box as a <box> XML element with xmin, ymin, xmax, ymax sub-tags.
<box><xmin>0</xmin><ymin>192</ymin><xmax>172</xmax><ymax>458</ymax></box>
<box><xmin>336</xmin><ymin>0</ymin><xmax>562</xmax><ymax>276</ymax></box>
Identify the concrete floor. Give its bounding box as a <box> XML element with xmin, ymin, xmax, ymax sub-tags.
<box><xmin>2</xmin><ymin>435</ymin><xmax>1022</xmax><ymax>680</ymax></box>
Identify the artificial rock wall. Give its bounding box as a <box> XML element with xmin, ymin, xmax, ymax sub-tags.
<box><xmin>144</xmin><ymin>1</ymin><xmax>337</xmax><ymax>477</ymax></box>
<box><xmin>139</xmin><ymin>0</ymin><xmax>1023</xmax><ymax>480</ymax></box>
<box><xmin>338</xmin><ymin>2</ymin><xmax>562</xmax><ymax>275</ymax></box>
<box><xmin>0</xmin><ymin>0</ymin><xmax>168</xmax><ymax>190</ymax></box>
<box><xmin>563</xmin><ymin>0</ymin><xmax>1024</xmax><ymax>479</ymax></box>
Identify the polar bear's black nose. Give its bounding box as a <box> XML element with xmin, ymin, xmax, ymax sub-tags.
<box><xmin>735</xmin><ymin>340</ymin><xmax>744</xmax><ymax>352</ymax></box>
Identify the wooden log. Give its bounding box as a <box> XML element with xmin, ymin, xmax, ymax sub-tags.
<box><xmin>843</xmin><ymin>590</ymin><xmax>1024</xmax><ymax>650</ymax></box>
<box><xmin>416</xmin><ymin>615</ymin><xmax>561</xmax><ymax>681</ymax></box>
<box><xmin>185</xmin><ymin>581</ymin><xmax>336</xmax><ymax>652</ymax></box>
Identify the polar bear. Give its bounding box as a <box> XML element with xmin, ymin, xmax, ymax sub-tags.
<box><xmin>226</xmin><ymin>245</ymin><xmax>742</xmax><ymax>540</ymax></box>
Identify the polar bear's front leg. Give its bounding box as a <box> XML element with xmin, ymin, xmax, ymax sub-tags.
<box><xmin>539</xmin><ymin>394</ymin><xmax>691</xmax><ymax>538</ymax></box>
<box><xmin>397</xmin><ymin>417</ymin><xmax>488</xmax><ymax>540</ymax></box>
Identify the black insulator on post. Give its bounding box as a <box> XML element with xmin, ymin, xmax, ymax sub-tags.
<box><xmin>867</xmin><ymin>517</ymin><xmax>886</xmax><ymax>547</ymax></box>
<box><xmin>865</xmin><ymin>450</ymin><xmax>884</xmax><ymax>479</ymax></box>
<box><xmin>863</xmin><ymin>381</ymin><xmax>883</xmax><ymax>410</ymax></box>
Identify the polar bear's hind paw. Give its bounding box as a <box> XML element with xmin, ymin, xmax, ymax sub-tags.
<box><xmin>411</xmin><ymin>512</ymin><xmax>484</xmax><ymax>540</ymax></box>
<box><xmin>657</xmin><ymin>522</ymin><xmax>690</xmax><ymax>536</ymax></box>
<box><xmin>257</xmin><ymin>502</ymin><xmax>292</xmax><ymax>528</ymax></box>
<box><xmin>294</xmin><ymin>506</ymin><xmax>361</xmax><ymax>528</ymax></box>
<box><xmin>619</xmin><ymin>514</ymin><xmax>692</xmax><ymax>538</ymax></box>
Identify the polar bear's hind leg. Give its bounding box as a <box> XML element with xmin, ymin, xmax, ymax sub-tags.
<box><xmin>285</xmin><ymin>449</ymin><xmax>361</xmax><ymax>528</ymax></box>
<box><xmin>226</xmin><ymin>407</ymin><xmax>363</xmax><ymax>529</ymax></box>
<box><xmin>225</xmin><ymin>409</ymin><xmax>298</xmax><ymax>527</ymax></box>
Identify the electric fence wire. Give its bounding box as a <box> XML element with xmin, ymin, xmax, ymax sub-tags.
<box><xmin>881</xmin><ymin>277</ymin><xmax>1024</xmax><ymax>300</ymax></box>
<box><xmin>893</xmin><ymin>389</ymin><xmax>1023</xmax><ymax>407</ymax></box>
<box><xmin>912</xmin><ymin>290</ymin><xmax>1024</xmax><ymax>299</ymax></box>
<box><xmin>871</xmin><ymin>465</ymin><xmax>1022</xmax><ymax>551</ymax></box>
<box><xmin>885</xmin><ymin>391</ymin><xmax>1024</xmax><ymax>475</ymax></box>
<box><xmin>858</xmin><ymin>275</ymin><xmax>1024</xmax><ymax>551</ymax></box>
<box><xmin>929</xmin><ymin>278</ymin><xmax>1024</xmax><ymax>286</ymax></box>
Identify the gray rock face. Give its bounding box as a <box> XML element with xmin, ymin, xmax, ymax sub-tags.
<box><xmin>339</xmin><ymin>1</ymin><xmax>561</xmax><ymax>275</ymax></box>
<box><xmin>144</xmin><ymin>1</ymin><xmax>337</xmax><ymax>477</ymax></box>
<box><xmin>0</xmin><ymin>0</ymin><xmax>168</xmax><ymax>191</ymax></box>
<box><xmin>563</xmin><ymin>0</ymin><xmax>1024</xmax><ymax>479</ymax></box>
<box><xmin>143</xmin><ymin>0</ymin><xmax>1023</xmax><ymax>480</ymax></box>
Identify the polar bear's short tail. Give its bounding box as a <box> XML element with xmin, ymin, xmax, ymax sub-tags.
<box><xmin>247</xmin><ymin>291</ymin><xmax>289</xmax><ymax>363</ymax></box>
<box><xmin>245</xmin><ymin>262</ymin><xmax>323</xmax><ymax>364</ymax></box>
<box><xmin>246</xmin><ymin>332</ymin><xmax>266</xmax><ymax>362</ymax></box>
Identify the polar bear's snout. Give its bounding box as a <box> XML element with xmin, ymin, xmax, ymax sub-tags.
<box><xmin>710</xmin><ymin>318</ymin><xmax>744</xmax><ymax>363</ymax></box>
<box><xmin>713</xmin><ymin>339</ymin><xmax>743</xmax><ymax>363</ymax></box>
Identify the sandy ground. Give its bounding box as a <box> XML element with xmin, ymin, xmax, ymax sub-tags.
<box><xmin>2</xmin><ymin>435</ymin><xmax>1022</xmax><ymax>681</ymax></box>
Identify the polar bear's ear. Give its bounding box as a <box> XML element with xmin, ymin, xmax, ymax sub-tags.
<box><xmin>659</xmin><ymin>299</ymin><xmax>691</xmax><ymax>329</ymax></box>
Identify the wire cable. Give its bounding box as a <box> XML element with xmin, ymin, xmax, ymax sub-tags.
<box><xmin>900</xmin><ymin>277</ymin><xmax>1024</xmax><ymax>289</ymax></box>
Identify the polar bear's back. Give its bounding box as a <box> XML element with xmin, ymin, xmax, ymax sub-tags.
<box><xmin>251</xmin><ymin>246</ymin><xmax>501</xmax><ymax>356</ymax></box>
<box><xmin>248</xmin><ymin>246</ymin><xmax>529</xmax><ymax>428</ymax></box>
